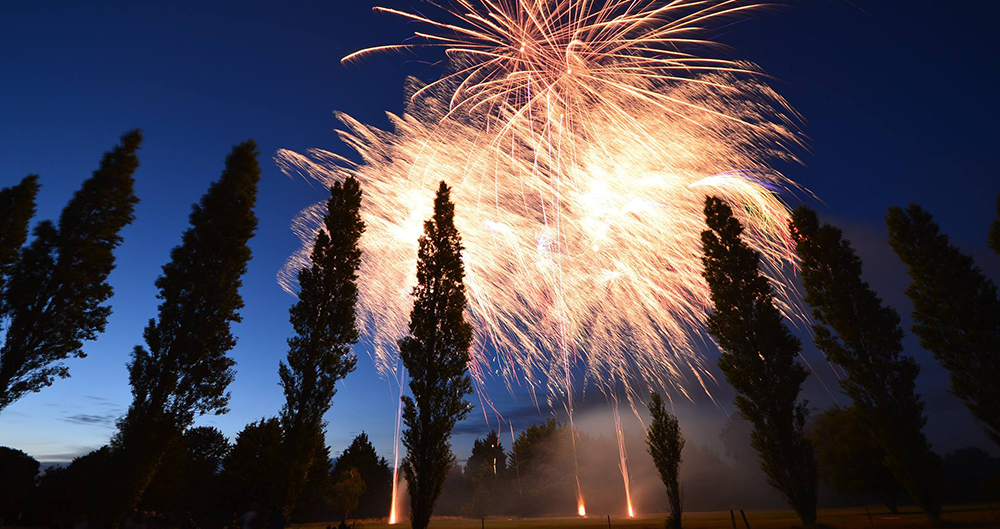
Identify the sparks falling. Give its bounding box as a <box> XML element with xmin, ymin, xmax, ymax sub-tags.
<box><xmin>279</xmin><ymin>0</ymin><xmax>804</xmax><ymax>518</ymax></box>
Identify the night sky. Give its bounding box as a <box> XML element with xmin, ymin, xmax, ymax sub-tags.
<box><xmin>1</xmin><ymin>0</ymin><xmax>998</xmax><ymax>465</ymax></box>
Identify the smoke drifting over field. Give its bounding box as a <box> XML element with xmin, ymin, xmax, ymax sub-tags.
<box><xmin>392</xmin><ymin>404</ymin><xmax>795</xmax><ymax>519</ymax></box>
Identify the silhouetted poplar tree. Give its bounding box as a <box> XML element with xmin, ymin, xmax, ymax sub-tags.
<box><xmin>790</xmin><ymin>207</ymin><xmax>941</xmax><ymax>521</ymax></box>
<box><xmin>991</xmin><ymin>195</ymin><xmax>1000</xmax><ymax>257</ymax></box>
<box><xmin>646</xmin><ymin>392</ymin><xmax>684</xmax><ymax>529</ymax></box>
<box><xmin>112</xmin><ymin>140</ymin><xmax>259</xmax><ymax>521</ymax></box>
<box><xmin>0</xmin><ymin>131</ymin><xmax>140</xmax><ymax>412</ymax></box>
<box><xmin>700</xmin><ymin>196</ymin><xmax>817</xmax><ymax>528</ymax></box>
<box><xmin>887</xmin><ymin>205</ymin><xmax>1000</xmax><ymax>448</ymax></box>
<box><xmin>399</xmin><ymin>181</ymin><xmax>474</xmax><ymax>529</ymax></box>
<box><xmin>279</xmin><ymin>177</ymin><xmax>364</xmax><ymax>516</ymax></box>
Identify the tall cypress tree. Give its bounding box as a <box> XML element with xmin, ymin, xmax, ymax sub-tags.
<box><xmin>1</xmin><ymin>131</ymin><xmax>141</xmax><ymax>412</ymax></box>
<box><xmin>646</xmin><ymin>392</ymin><xmax>684</xmax><ymax>529</ymax></box>
<box><xmin>112</xmin><ymin>140</ymin><xmax>260</xmax><ymax>520</ymax></box>
<box><xmin>990</xmin><ymin>195</ymin><xmax>1000</xmax><ymax>258</ymax></box>
<box><xmin>791</xmin><ymin>207</ymin><xmax>941</xmax><ymax>522</ymax></box>
<box><xmin>279</xmin><ymin>176</ymin><xmax>364</xmax><ymax>516</ymax></box>
<box><xmin>701</xmin><ymin>196</ymin><xmax>817</xmax><ymax>528</ymax></box>
<box><xmin>399</xmin><ymin>181</ymin><xmax>474</xmax><ymax>529</ymax></box>
<box><xmin>887</xmin><ymin>205</ymin><xmax>1000</xmax><ymax>448</ymax></box>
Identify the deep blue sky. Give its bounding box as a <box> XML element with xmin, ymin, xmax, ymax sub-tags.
<box><xmin>1</xmin><ymin>0</ymin><xmax>998</xmax><ymax>465</ymax></box>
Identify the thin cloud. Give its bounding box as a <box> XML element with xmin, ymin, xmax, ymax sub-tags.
<box><xmin>61</xmin><ymin>413</ymin><xmax>118</xmax><ymax>428</ymax></box>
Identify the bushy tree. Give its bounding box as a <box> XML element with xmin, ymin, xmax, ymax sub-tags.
<box><xmin>810</xmin><ymin>406</ymin><xmax>901</xmax><ymax>513</ymax></box>
<box><xmin>141</xmin><ymin>426</ymin><xmax>231</xmax><ymax>516</ymax></box>
<box><xmin>434</xmin><ymin>463</ymin><xmax>470</xmax><ymax>516</ymax></box>
<box><xmin>700</xmin><ymin>196</ymin><xmax>817</xmax><ymax>528</ymax></box>
<box><xmin>398</xmin><ymin>182</ymin><xmax>474</xmax><ymax>529</ymax></box>
<box><xmin>646</xmin><ymin>393</ymin><xmax>684</xmax><ymax>529</ymax></box>
<box><xmin>508</xmin><ymin>419</ymin><xmax>576</xmax><ymax>516</ymax></box>
<box><xmin>464</xmin><ymin>430</ymin><xmax>508</xmax><ymax>516</ymax></box>
<box><xmin>30</xmin><ymin>446</ymin><xmax>119</xmax><ymax>524</ymax></box>
<box><xmin>791</xmin><ymin>207</ymin><xmax>941</xmax><ymax>520</ymax></box>
<box><xmin>991</xmin><ymin>195</ymin><xmax>1000</xmax><ymax>257</ymax></box>
<box><xmin>333</xmin><ymin>432</ymin><xmax>392</xmax><ymax>519</ymax></box>
<box><xmin>290</xmin><ymin>443</ymin><xmax>336</xmax><ymax>523</ymax></box>
<box><xmin>1</xmin><ymin>131</ymin><xmax>141</xmax><ymax>411</ymax></box>
<box><xmin>679</xmin><ymin>444</ymin><xmax>740</xmax><ymax>512</ymax></box>
<box><xmin>887</xmin><ymin>205</ymin><xmax>1000</xmax><ymax>448</ymax></box>
<box><xmin>332</xmin><ymin>467</ymin><xmax>366</xmax><ymax>521</ymax></box>
<box><xmin>220</xmin><ymin>418</ymin><xmax>286</xmax><ymax>512</ymax></box>
<box><xmin>112</xmin><ymin>140</ymin><xmax>260</xmax><ymax>520</ymax></box>
<box><xmin>279</xmin><ymin>176</ymin><xmax>364</xmax><ymax>516</ymax></box>
<box><xmin>185</xmin><ymin>426</ymin><xmax>231</xmax><ymax>473</ymax></box>
<box><xmin>0</xmin><ymin>446</ymin><xmax>39</xmax><ymax>523</ymax></box>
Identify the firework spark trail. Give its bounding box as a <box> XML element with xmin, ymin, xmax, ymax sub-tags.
<box><xmin>388</xmin><ymin>370</ymin><xmax>405</xmax><ymax>524</ymax></box>
<box><xmin>612</xmin><ymin>396</ymin><xmax>635</xmax><ymax>517</ymax></box>
<box><xmin>278</xmin><ymin>0</ymin><xmax>806</xmax><ymax>517</ymax></box>
<box><xmin>509</xmin><ymin>421</ymin><xmax>522</xmax><ymax>497</ymax></box>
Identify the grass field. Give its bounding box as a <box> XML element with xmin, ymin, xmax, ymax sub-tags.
<box><xmin>297</xmin><ymin>504</ymin><xmax>1000</xmax><ymax>529</ymax></box>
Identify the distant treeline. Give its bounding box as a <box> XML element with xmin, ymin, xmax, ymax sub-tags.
<box><xmin>2</xmin><ymin>414</ymin><xmax>998</xmax><ymax>527</ymax></box>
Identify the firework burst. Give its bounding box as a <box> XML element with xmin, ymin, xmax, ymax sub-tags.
<box><xmin>279</xmin><ymin>0</ymin><xmax>805</xmax><ymax>517</ymax></box>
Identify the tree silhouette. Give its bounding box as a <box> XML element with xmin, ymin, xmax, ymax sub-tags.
<box><xmin>887</xmin><ymin>205</ymin><xmax>1000</xmax><ymax>448</ymax></box>
<box><xmin>221</xmin><ymin>418</ymin><xmax>286</xmax><ymax>512</ymax></box>
<box><xmin>508</xmin><ymin>419</ymin><xmax>578</xmax><ymax>516</ymax></box>
<box><xmin>333</xmin><ymin>432</ymin><xmax>392</xmax><ymax>518</ymax></box>
<box><xmin>810</xmin><ymin>405</ymin><xmax>901</xmax><ymax>514</ymax></box>
<box><xmin>791</xmin><ymin>207</ymin><xmax>941</xmax><ymax>521</ymax></box>
<box><xmin>220</xmin><ymin>418</ymin><xmax>335</xmax><ymax>521</ymax></box>
<box><xmin>464</xmin><ymin>430</ymin><xmax>508</xmax><ymax>516</ymax></box>
<box><xmin>0</xmin><ymin>175</ymin><xmax>39</xmax><ymax>305</ymax></box>
<box><xmin>1</xmin><ymin>131</ymin><xmax>141</xmax><ymax>412</ymax></box>
<box><xmin>0</xmin><ymin>446</ymin><xmax>39</xmax><ymax>523</ymax></box>
<box><xmin>112</xmin><ymin>140</ymin><xmax>259</xmax><ymax>522</ymax></box>
<box><xmin>32</xmin><ymin>446</ymin><xmax>118</xmax><ymax>523</ymax></box>
<box><xmin>991</xmin><ymin>195</ymin><xmax>1000</xmax><ymax>257</ymax></box>
<box><xmin>289</xmin><ymin>441</ymin><xmax>336</xmax><ymax>523</ymax></box>
<box><xmin>700</xmin><ymin>196</ymin><xmax>817</xmax><ymax>528</ymax></box>
<box><xmin>646</xmin><ymin>392</ymin><xmax>684</xmax><ymax>529</ymax></box>
<box><xmin>279</xmin><ymin>177</ymin><xmax>364</xmax><ymax>516</ymax></box>
<box><xmin>332</xmin><ymin>467</ymin><xmax>366</xmax><ymax>521</ymax></box>
<box><xmin>399</xmin><ymin>181</ymin><xmax>474</xmax><ymax>529</ymax></box>
<box><xmin>141</xmin><ymin>426</ymin><xmax>230</xmax><ymax>516</ymax></box>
